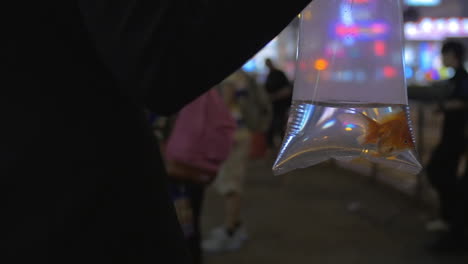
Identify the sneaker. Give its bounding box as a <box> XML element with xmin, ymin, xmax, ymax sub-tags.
<box><xmin>209</xmin><ymin>226</ymin><xmax>248</xmax><ymax>240</ymax></box>
<box><xmin>426</xmin><ymin>219</ymin><xmax>450</xmax><ymax>232</ymax></box>
<box><xmin>202</xmin><ymin>226</ymin><xmax>248</xmax><ymax>253</ymax></box>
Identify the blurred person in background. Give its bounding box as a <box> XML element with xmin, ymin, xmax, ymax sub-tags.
<box><xmin>265</xmin><ymin>58</ymin><xmax>293</xmax><ymax>150</ymax></box>
<box><xmin>151</xmin><ymin>90</ymin><xmax>235</xmax><ymax>264</ymax></box>
<box><xmin>202</xmin><ymin>70</ymin><xmax>271</xmax><ymax>253</ymax></box>
<box><xmin>4</xmin><ymin>1</ymin><xmax>311</xmax><ymax>263</ymax></box>
<box><xmin>417</xmin><ymin>41</ymin><xmax>468</xmax><ymax>252</ymax></box>
<box><xmin>163</xmin><ymin>88</ymin><xmax>236</xmax><ymax>264</ymax></box>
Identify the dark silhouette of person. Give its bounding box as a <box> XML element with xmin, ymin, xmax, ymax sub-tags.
<box><xmin>426</xmin><ymin>41</ymin><xmax>468</xmax><ymax>251</ymax></box>
<box><xmin>265</xmin><ymin>58</ymin><xmax>292</xmax><ymax>148</ymax></box>
<box><xmin>3</xmin><ymin>1</ymin><xmax>311</xmax><ymax>263</ymax></box>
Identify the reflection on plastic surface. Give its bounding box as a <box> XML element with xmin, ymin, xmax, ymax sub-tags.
<box><xmin>292</xmin><ymin>0</ymin><xmax>407</xmax><ymax>104</ymax></box>
<box><xmin>274</xmin><ymin>102</ymin><xmax>422</xmax><ymax>175</ymax></box>
<box><xmin>273</xmin><ymin>0</ymin><xmax>422</xmax><ymax>175</ymax></box>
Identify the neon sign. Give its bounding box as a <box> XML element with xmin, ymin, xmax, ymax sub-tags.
<box><xmin>335</xmin><ymin>22</ymin><xmax>389</xmax><ymax>40</ymax></box>
<box><xmin>405</xmin><ymin>17</ymin><xmax>468</xmax><ymax>40</ymax></box>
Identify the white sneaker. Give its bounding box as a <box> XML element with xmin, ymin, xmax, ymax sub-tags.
<box><xmin>426</xmin><ymin>219</ymin><xmax>450</xmax><ymax>232</ymax></box>
<box><xmin>202</xmin><ymin>226</ymin><xmax>248</xmax><ymax>253</ymax></box>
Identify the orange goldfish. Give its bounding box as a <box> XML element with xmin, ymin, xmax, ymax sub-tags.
<box><xmin>338</xmin><ymin>111</ymin><xmax>415</xmax><ymax>156</ymax></box>
<box><xmin>358</xmin><ymin>111</ymin><xmax>415</xmax><ymax>155</ymax></box>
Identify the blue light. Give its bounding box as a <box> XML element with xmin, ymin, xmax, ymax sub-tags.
<box><xmin>345</xmin><ymin>123</ymin><xmax>357</xmax><ymax>131</ymax></box>
<box><xmin>340</xmin><ymin>4</ymin><xmax>354</xmax><ymax>26</ymax></box>
<box><xmin>405</xmin><ymin>66</ymin><xmax>414</xmax><ymax>79</ymax></box>
<box><xmin>446</xmin><ymin>67</ymin><xmax>455</xmax><ymax>79</ymax></box>
<box><xmin>356</xmin><ymin>71</ymin><xmax>366</xmax><ymax>82</ymax></box>
<box><xmin>323</xmin><ymin>120</ymin><xmax>336</xmax><ymax>129</ymax></box>
<box><xmin>294</xmin><ymin>104</ymin><xmax>315</xmax><ymax>133</ymax></box>
<box><xmin>242</xmin><ymin>60</ymin><xmax>256</xmax><ymax>72</ymax></box>
<box><xmin>342</xmin><ymin>71</ymin><xmax>354</xmax><ymax>82</ymax></box>
<box><xmin>405</xmin><ymin>0</ymin><xmax>440</xmax><ymax>6</ymax></box>
<box><xmin>344</xmin><ymin>36</ymin><xmax>355</xmax><ymax>46</ymax></box>
<box><xmin>350</xmin><ymin>48</ymin><xmax>360</xmax><ymax>58</ymax></box>
<box><xmin>419</xmin><ymin>42</ymin><xmax>432</xmax><ymax>71</ymax></box>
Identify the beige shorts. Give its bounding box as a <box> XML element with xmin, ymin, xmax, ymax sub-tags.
<box><xmin>214</xmin><ymin>131</ymin><xmax>250</xmax><ymax>195</ymax></box>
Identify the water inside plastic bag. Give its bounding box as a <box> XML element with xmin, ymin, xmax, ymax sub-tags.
<box><xmin>273</xmin><ymin>101</ymin><xmax>422</xmax><ymax>175</ymax></box>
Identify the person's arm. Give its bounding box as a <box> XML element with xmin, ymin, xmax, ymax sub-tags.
<box><xmin>78</xmin><ymin>0</ymin><xmax>311</xmax><ymax>115</ymax></box>
<box><xmin>270</xmin><ymin>71</ymin><xmax>292</xmax><ymax>101</ymax></box>
<box><xmin>407</xmin><ymin>80</ymin><xmax>453</xmax><ymax>101</ymax></box>
<box><xmin>440</xmin><ymin>99</ymin><xmax>466</xmax><ymax>111</ymax></box>
<box><xmin>270</xmin><ymin>86</ymin><xmax>292</xmax><ymax>102</ymax></box>
<box><xmin>439</xmin><ymin>80</ymin><xmax>468</xmax><ymax>111</ymax></box>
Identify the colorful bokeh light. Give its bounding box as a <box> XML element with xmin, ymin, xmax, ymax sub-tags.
<box><xmin>383</xmin><ymin>66</ymin><xmax>397</xmax><ymax>78</ymax></box>
<box><xmin>315</xmin><ymin>59</ymin><xmax>329</xmax><ymax>71</ymax></box>
<box><xmin>374</xmin><ymin>41</ymin><xmax>386</xmax><ymax>56</ymax></box>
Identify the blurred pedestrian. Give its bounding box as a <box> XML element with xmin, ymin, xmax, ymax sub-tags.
<box><xmin>164</xmin><ymin>89</ymin><xmax>236</xmax><ymax>264</ymax></box>
<box><xmin>202</xmin><ymin>79</ymin><xmax>250</xmax><ymax>253</ymax></box>
<box><xmin>264</xmin><ymin>58</ymin><xmax>292</xmax><ymax>150</ymax></box>
<box><xmin>424</xmin><ymin>41</ymin><xmax>468</xmax><ymax>252</ymax></box>
<box><xmin>202</xmin><ymin>70</ymin><xmax>272</xmax><ymax>253</ymax></box>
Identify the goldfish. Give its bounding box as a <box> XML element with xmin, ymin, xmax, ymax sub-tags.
<box><xmin>340</xmin><ymin>111</ymin><xmax>415</xmax><ymax>156</ymax></box>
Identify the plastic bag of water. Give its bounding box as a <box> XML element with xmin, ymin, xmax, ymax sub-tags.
<box><xmin>273</xmin><ymin>0</ymin><xmax>422</xmax><ymax>175</ymax></box>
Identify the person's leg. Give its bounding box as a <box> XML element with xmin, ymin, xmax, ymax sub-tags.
<box><xmin>427</xmin><ymin>143</ymin><xmax>462</xmax><ymax>224</ymax></box>
<box><xmin>426</xmin><ymin>142</ymin><xmax>466</xmax><ymax>252</ymax></box>
<box><xmin>223</xmin><ymin>135</ymin><xmax>249</xmax><ymax>233</ymax></box>
<box><xmin>203</xmin><ymin>134</ymin><xmax>249</xmax><ymax>252</ymax></box>
<box><xmin>279</xmin><ymin>108</ymin><xmax>289</xmax><ymax>140</ymax></box>
<box><xmin>266</xmin><ymin>113</ymin><xmax>279</xmax><ymax>148</ymax></box>
<box><xmin>224</xmin><ymin>191</ymin><xmax>242</xmax><ymax>231</ymax></box>
<box><xmin>450</xmin><ymin>164</ymin><xmax>468</xmax><ymax>239</ymax></box>
<box><xmin>267</xmin><ymin>105</ymin><xmax>287</xmax><ymax>149</ymax></box>
<box><xmin>202</xmin><ymin>189</ymin><xmax>246</xmax><ymax>253</ymax></box>
<box><xmin>186</xmin><ymin>183</ymin><xmax>205</xmax><ymax>264</ymax></box>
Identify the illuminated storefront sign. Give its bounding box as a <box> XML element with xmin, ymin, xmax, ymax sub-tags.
<box><xmin>404</xmin><ymin>0</ymin><xmax>441</xmax><ymax>6</ymax></box>
<box><xmin>405</xmin><ymin>17</ymin><xmax>468</xmax><ymax>40</ymax></box>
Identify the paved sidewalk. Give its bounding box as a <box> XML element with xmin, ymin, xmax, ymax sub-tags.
<box><xmin>202</xmin><ymin>160</ymin><xmax>468</xmax><ymax>264</ymax></box>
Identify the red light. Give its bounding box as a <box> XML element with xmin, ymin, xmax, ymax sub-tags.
<box><xmin>424</xmin><ymin>70</ymin><xmax>439</xmax><ymax>81</ymax></box>
<box><xmin>299</xmin><ymin>61</ymin><xmax>307</xmax><ymax>71</ymax></box>
<box><xmin>336</xmin><ymin>24</ymin><xmax>360</xmax><ymax>36</ymax></box>
<box><xmin>314</xmin><ymin>59</ymin><xmax>329</xmax><ymax>71</ymax></box>
<box><xmin>424</xmin><ymin>72</ymin><xmax>433</xmax><ymax>81</ymax></box>
<box><xmin>371</xmin><ymin>23</ymin><xmax>386</xmax><ymax>34</ymax></box>
<box><xmin>336</xmin><ymin>25</ymin><xmax>346</xmax><ymax>35</ymax></box>
<box><xmin>383</xmin><ymin>66</ymin><xmax>397</xmax><ymax>78</ymax></box>
<box><xmin>374</xmin><ymin>41</ymin><xmax>386</xmax><ymax>56</ymax></box>
<box><xmin>349</xmin><ymin>26</ymin><xmax>359</xmax><ymax>35</ymax></box>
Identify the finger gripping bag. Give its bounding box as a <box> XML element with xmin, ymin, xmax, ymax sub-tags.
<box><xmin>273</xmin><ymin>0</ymin><xmax>422</xmax><ymax>175</ymax></box>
